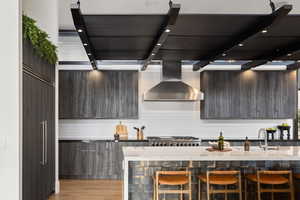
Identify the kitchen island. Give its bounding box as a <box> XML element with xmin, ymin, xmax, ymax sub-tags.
<box><xmin>123</xmin><ymin>146</ymin><xmax>300</xmax><ymax>200</ymax></box>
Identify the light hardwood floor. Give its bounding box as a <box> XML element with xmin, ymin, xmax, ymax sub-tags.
<box><xmin>49</xmin><ymin>180</ymin><xmax>122</xmax><ymax>200</ymax></box>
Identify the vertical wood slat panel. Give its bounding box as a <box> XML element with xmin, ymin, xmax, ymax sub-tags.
<box><xmin>59</xmin><ymin>141</ymin><xmax>148</xmax><ymax>180</ymax></box>
<box><xmin>59</xmin><ymin>70</ymin><xmax>139</xmax><ymax>119</ymax></box>
<box><xmin>23</xmin><ymin>39</ymin><xmax>55</xmax><ymax>84</ymax></box>
<box><xmin>200</xmin><ymin>70</ymin><xmax>297</xmax><ymax>119</ymax></box>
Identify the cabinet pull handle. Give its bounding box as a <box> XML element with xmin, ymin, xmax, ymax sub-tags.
<box><xmin>45</xmin><ymin>120</ymin><xmax>48</xmax><ymax>165</ymax></box>
<box><xmin>41</xmin><ymin>121</ymin><xmax>45</xmax><ymax>165</ymax></box>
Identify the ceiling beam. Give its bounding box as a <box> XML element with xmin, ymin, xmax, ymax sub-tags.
<box><xmin>287</xmin><ymin>62</ymin><xmax>300</xmax><ymax>70</ymax></box>
<box><xmin>141</xmin><ymin>1</ymin><xmax>181</xmax><ymax>71</ymax></box>
<box><xmin>193</xmin><ymin>4</ymin><xmax>293</xmax><ymax>71</ymax></box>
<box><xmin>71</xmin><ymin>3</ymin><xmax>98</xmax><ymax>70</ymax></box>
<box><xmin>242</xmin><ymin>42</ymin><xmax>300</xmax><ymax>70</ymax></box>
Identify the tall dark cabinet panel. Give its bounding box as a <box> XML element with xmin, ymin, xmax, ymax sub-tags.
<box><xmin>59</xmin><ymin>70</ymin><xmax>138</xmax><ymax>119</ymax></box>
<box><xmin>200</xmin><ymin>70</ymin><xmax>297</xmax><ymax>119</ymax></box>
<box><xmin>23</xmin><ymin>40</ymin><xmax>55</xmax><ymax>200</ymax></box>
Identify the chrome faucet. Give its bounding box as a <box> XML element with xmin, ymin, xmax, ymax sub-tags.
<box><xmin>258</xmin><ymin>128</ymin><xmax>268</xmax><ymax>151</ymax></box>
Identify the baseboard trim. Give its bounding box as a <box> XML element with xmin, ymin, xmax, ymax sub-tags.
<box><xmin>55</xmin><ymin>180</ymin><xmax>60</xmax><ymax>194</ymax></box>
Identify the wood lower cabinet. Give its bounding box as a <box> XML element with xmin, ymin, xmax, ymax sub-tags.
<box><xmin>200</xmin><ymin>70</ymin><xmax>297</xmax><ymax>119</ymax></box>
<box><xmin>23</xmin><ymin>40</ymin><xmax>55</xmax><ymax>200</ymax></box>
<box><xmin>59</xmin><ymin>70</ymin><xmax>139</xmax><ymax>119</ymax></box>
<box><xmin>59</xmin><ymin>141</ymin><xmax>148</xmax><ymax>180</ymax></box>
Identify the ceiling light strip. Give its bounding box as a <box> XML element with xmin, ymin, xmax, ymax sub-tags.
<box><xmin>141</xmin><ymin>1</ymin><xmax>181</xmax><ymax>71</ymax></box>
<box><xmin>193</xmin><ymin>4</ymin><xmax>293</xmax><ymax>71</ymax></box>
<box><xmin>71</xmin><ymin>3</ymin><xmax>98</xmax><ymax>70</ymax></box>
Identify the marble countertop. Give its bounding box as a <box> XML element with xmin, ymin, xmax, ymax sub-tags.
<box><xmin>123</xmin><ymin>146</ymin><xmax>300</xmax><ymax>161</ymax></box>
<box><xmin>59</xmin><ymin>136</ymin><xmax>148</xmax><ymax>142</ymax></box>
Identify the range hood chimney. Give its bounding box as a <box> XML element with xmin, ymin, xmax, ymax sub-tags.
<box><xmin>143</xmin><ymin>60</ymin><xmax>200</xmax><ymax>101</ymax></box>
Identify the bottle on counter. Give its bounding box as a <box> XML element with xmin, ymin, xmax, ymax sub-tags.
<box><xmin>140</xmin><ymin>126</ymin><xmax>145</xmax><ymax>140</ymax></box>
<box><xmin>218</xmin><ymin>132</ymin><xmax>224</xmax><ymax>151</ymax></box>
<box><xmin>114</xmin><ymin>133</ymin><xmax>120</xmax><ymax>142</ymax></box>
<box><xmin>244</xmin><ymin>136</ymin><xmax>250</xmax><ymax>151</ymax></box>
<box><xmin>134</xmin><ymin>127</ymin><xmax>141</xmax><ymax>140</ymax></box>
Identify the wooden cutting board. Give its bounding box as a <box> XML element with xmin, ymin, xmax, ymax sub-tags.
<box><xmin>115</xmin><ymin>123</ymin><xmax>128</xmax><ymax>140</ymax></box>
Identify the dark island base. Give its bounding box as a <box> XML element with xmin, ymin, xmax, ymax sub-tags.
<box><xmin>128</xmin><ymin>160</ymin><xmax>300</xmax><ymax>200</ymax></box>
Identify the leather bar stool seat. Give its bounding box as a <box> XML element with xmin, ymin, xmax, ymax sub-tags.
<box><xmin>198</xmin><ymin>174</ymin><xmax>238</xmax><ymax>185</ymax></box>
<box><xmin>158</xmin><ymin>175</ymin><xmax>189</xmax><ymax>185</ymax></box>
<box><xmin>246</xmin><ymin>174</ymin><xmax>289</xmax><ymax>185</ymax></box>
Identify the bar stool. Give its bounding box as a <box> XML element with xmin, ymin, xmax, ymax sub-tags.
<box><xmin>198</xmin><ymin>170</ymin><xmax>242</xmax><ymax>200</ymax></box>
<box><xmin>153</xmin><ymin>170</ymin><xmax>192</xmax><ymax>200</ymax></box>
<box><xmin>294</xmin><ymin>174</ymin><xmax>300</xmax><ymax>179</ymax></box>
<box><xmin>245</xmin><ymin>170</ymin><xmax>294</xmax><ymax>200</ymax></box>
<box><xmin>294</xmin><ymin>174</ymin><xmax>300</xmax><ymax>199</ymax></box>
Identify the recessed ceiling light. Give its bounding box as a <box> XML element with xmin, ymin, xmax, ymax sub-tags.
<box><xmin>287</xmin><ymin>53</ymin><xmax>292</xmax><ymax>57</ymax></box>
<box><xmin>157</xmin><ymin>43</ymin><xmax>161</xmax><ymax>46</ymax></box>
<box><xmin>165</xmin><ymin>29</ymin><xmax>171</xmax><ymax>33</ymax></box>
<box><xmin>83</xmin><ymin>43</ymin><xmax>88</xmax><ymax>46</ymax></box>
<box><xmin>238</xmin><ymin>43</ymin><xmax>244</xmax><ymax>47</ymax></box>
<box><xmin>78</xmin><ymin>29</ymin><xmax>83</xmax><ymax>33</ymax></box>
<box><xmin>151</xmin><ymin>53</ymin><xmax>155</xmax><ymax>56</ymax></box>
<box><xmin>222</xmin><ymin>53</ymin><xmax>227</xmax><ymax>57</ymax></box>
<box><xmin>262</xmin><ymin>29</ymin><xmax>268</xmax><ymax>33</ymax></box>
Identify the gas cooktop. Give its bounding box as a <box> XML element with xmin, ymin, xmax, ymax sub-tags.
<box><xmin>147</xmin><ymin>136</ymin><xmax>201</xmax><ymax>146</ymax></box>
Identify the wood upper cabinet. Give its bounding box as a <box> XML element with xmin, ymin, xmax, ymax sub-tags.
<box><xmin>200</xmin><ymin>70</ymin><xmax>297</xmax><ymax>119</ymax></box>
<box><xmin>23</xmin><ymin>39</ymin><xmax>55</xmax><ymax>83</ymax></box>
<box><xmin>59</xmin><ymin>70</ymin><xmax>139</xmax><ymax>119</ymax></box>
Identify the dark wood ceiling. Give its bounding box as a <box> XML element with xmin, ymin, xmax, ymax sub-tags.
<box><xmin>81</xmin><ymin>13</ymin><xmax>300</xmax><ymax>61</ymax></box>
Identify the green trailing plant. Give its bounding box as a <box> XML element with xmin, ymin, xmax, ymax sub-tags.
<box><xmin>23</xmin><ymin>15</ymin><xmax>58</xmax><ymax>64</ymax></box>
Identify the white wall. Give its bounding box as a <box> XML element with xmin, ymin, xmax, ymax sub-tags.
<box><xmin>59</xmin><ymin>66</ymin><xmax>293</xmax><ymax>140</ymax></box>
<box><xmin>23</xmin><ymin>0</ymin><xmax>60</xmax><ymax>193</ymax></box>
<box><xmin>0</xmin><ymin>0</ymin><xmax>21</xmax><ymax>199</ymax></box>
<box><xmin>59</xmin><ymin>0</ymin><xmax>300</xmax><ymax>29</ymax></box>
<box><xmin>23</xmin><ymin>0</ymin><xmax>58</xmax><ymax>43</ymax></box>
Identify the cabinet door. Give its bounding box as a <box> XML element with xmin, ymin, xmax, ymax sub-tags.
<box><xmin>200</xmin><ymin>71</ymin><xmax>240</xmax><ymax>119</ymax></box>
<box><xmin>59</xmin><ymin>141</ymin><xmax>96</xmax><ymax>179</ymax></box>
<box><xmin>239</xmin><ymin>71</ymin><xmax>257</xmax><ymax>119</ymax></box>
<box><xmin>23</xmin><ymin>73</ymin><xmax>44</xmax><ymax>200</ymax></box>
<box><xmin>118</xmin><ymin>72</ymin><xmax>139</xmax><ymax>119</ymax></box>
<box><xmin>59</xmin><ymin>71</ymin><xmax>95</xmax><ymax>119</ymax></box>
<box><xmin>23</xmin><ymin>39</ymin><xmax>55</xmax><ymax>83</ymax></box>
<box><xmin>41</xmin><ymin>84</ymin><xmax>55</xmax><ymax>196</ymax></box>
<box><xmin>201</xmin><ymin>71</ymin><xmax>297</xmax><ymax>119</ymax></box>
<box><xmin>95</xmin><ymin>72</ymin><xmax>119</xmax><ymax>118</ymax></box>
<box><xmin>255</xmin><ymin>72</ymin><xmax>271</xmax><ymax>118</ymax></box>
<box><xmin>255</xmin><ymin>71</ymin><xmax>296</xmax><ymax>119</ymax></box>
<box><xmin>59</xmin><ymin>70</ymin><xmax>139</xmax><ymax>119</ymax></box>
<box><xmin>59</xmin><ymin>141</ymin><xmax>79</xmax><ymax>178</ymax></box>
<box><xmin>77</xmin><ymin>142</ymin><xmax>97</xmax><ymax>178</ymax></box>
<box><xmin>277</xmin><ymin>71</ymin><xmax>297</xmax><ymax>118</ymax></box>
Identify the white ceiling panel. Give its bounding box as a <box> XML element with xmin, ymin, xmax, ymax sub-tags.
<box><xmin>59</xmin><ymin>0</ymin><xmax>300</xmax><ymax>29</ymax></box>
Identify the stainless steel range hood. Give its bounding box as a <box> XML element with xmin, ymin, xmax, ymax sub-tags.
<box><xmin>143</xmin><ymin>60</ymin><xmax>200</xmax><ymax>101</ymax></box>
